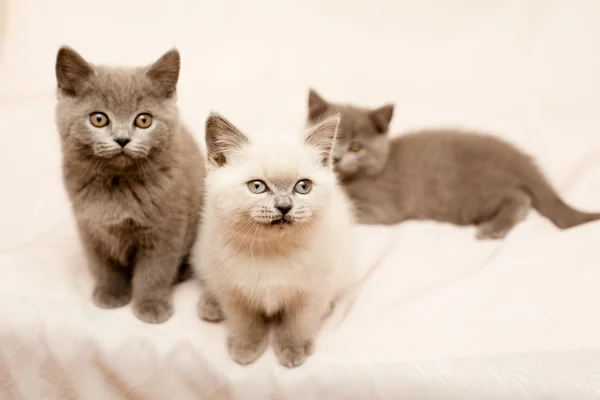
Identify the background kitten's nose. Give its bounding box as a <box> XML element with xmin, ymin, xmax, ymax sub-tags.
<box><xmin>114</xmin><ymin>138</ymin><xmax>131</xmax><ymax>147</ymax></box>
<box><xmin>333</xmin><ymin>157</ymin><xmax>341</xmax><ymax>164</ymax></box>
<box><xmin>276</xmin><ymin>205</ymin><xmax>292</xmax><ymax>215</ymax></box>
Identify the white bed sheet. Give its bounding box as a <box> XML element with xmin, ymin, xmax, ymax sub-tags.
<box><xmin>2</xmin><ymin>0</ymin><xmax>600</xmax><ymax>398</ymax></box>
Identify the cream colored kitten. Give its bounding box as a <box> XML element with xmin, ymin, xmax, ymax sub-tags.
<box><xmin>192</xmin><ymin>112</ymin><xmax>355</xmax><ymax>368</ymax></box>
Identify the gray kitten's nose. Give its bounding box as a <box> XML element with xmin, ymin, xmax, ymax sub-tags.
<box><xmin>114</xmin><ymin>138</ymin><xmax>131</xmax><ymax>147</ymax></box>
<box><xmin>276</xmin><ymin>205</ymin><xmax>292</xmax><ymax>215</ymax></box>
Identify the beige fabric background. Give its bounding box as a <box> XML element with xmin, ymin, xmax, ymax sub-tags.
<box><xmin>1</xmin><ymin>1</ymin><xmax>600</xmax><ymax>398</ymax></box>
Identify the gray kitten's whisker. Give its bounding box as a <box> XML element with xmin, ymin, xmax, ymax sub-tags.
<box><xmin>55</xmin><ymin>46</ymin><xmax>205</xmax><ymax>324</ymax></box>
<box><xmin>308</xmin><ymin>89</ymin><xmax>600</xmax><ymax>237</ymax></box>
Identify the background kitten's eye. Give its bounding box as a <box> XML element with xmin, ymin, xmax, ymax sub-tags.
<box><xmin>294</xmin><ymin>179</ymin><xmax>312</xmax><ymax>194</ymax></box>
<box><xmin>134</xmin><ymin>113</ymin><xmax>153</xmax><ymax>129</ymax></box>
<box><xmin>247</xmin><ymin>180</ymin><xmax>268</xmax><ymax>194</ymax></box>
<box><xmin>90</xmin><ymin>112</ymin><xmax>109</xmax><ymax>128</ymax></box>
<box><xmin>349</xmin><ymin>142</ymin><xmax>362</xmax><ymax>152</ymax></box>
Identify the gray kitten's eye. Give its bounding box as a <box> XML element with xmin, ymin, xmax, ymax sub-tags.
<box><xmin>247</xmin><ymin>180</ymin><xmax>268</xmax><ymax>194</ymax></box>
<box><xmin>134</xmin><ymin>113</ymin><xmax>153</xmax><ymax>129</ymax></box>
<box><xmin>294</xmin><ymin>179</ymin><xmax>312</xmax><ymax>194</ymax></box>
<box><xmin>90</xmin><ymin>112</ymin><xmax>109</xmax><ymax>128</ymax></box>
<box><xmin>349</xmin><ymin>142</ymin><xmax>362</xmax><ymax>152</ymax></box>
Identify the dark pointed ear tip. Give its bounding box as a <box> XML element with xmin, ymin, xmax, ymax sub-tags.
<box><xmin>57</xmin><ymin>45</ymin><xmax>72</xmax><ymax>54</ymax></box>
<box><xmin>56</xmin><ymin>46</ymin><xmax>78</xmax><ymax>61</ymax></box>
<box><xmin>164</xmin><ymin>48</ymin><xmax>180</xmax><ymax>59</ymax></box>
<box><xmin>205</xmin><ymin>111</ymin><xmax>227</xmax><ymax>133</ymax></box>
<box><xmin>206</xmin><ymin>111</ymin><xmax>224</xmax><ymax>122</ymax></box>
<box><xmin>308</xmin><ymin>88</ymin><xmax>322</xmax><ymax>98</ymax></box>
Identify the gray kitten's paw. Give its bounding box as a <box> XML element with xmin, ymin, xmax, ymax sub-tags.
<box><xmin>198</xmin><ymin>294</ymin><xmax>225</xmax><ymax>322</ymax></box>
<box><xmin>476</xmin><ymin>223</ymin><xmax>510</xmax><ymax>240</ymax></box>
<box><xmin>92</xmin><ymin>286</ymin><xmax>131</xmax><ymax>309</ymax></box>
<box><xmin>133</xmin><ymin>299</ymin><xmax>173</xmax><ymax>324</ymax></box>
<box><xmin>227</xmin><ymin>333</ymin><xmax>268</xmax><ymax>366</ymax></box>
<box><xmin>274</xmin><ymin>339</ymin><xmax>314</xmax><ymax>368</ymax></box>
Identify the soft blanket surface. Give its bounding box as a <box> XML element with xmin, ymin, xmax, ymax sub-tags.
<box><xmin>1</xmin><ymin>0</ymin><xmax>600</xmax><ymax>398</ymax></box>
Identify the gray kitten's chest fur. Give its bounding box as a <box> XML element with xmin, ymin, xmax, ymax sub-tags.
<box><xmin>63</xmin><ymin>126</ymin><xmax>203</xmax><ymax>264</ymax></box>
<box><xmin>54</xmin><ymin>46</ymin><xmax>206</xmax><ymax>323</ymax></box>
<box><xmin>69</xmin><ymin>170</ymin><xmax>170</xmax><ymax>231</ymax></box>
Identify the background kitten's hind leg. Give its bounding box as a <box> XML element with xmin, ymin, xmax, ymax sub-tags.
<box><xmin>198</xmin><ymin>291</ymin><xmax>225</xmax><ymax>322</ymax></box>
<box><xmin>476</xmin><ymin>190</ymin><xmax>531</xmax><ymax>240</ymax></box>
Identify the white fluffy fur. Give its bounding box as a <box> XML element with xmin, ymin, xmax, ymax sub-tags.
<box><xmin>192</xmin><ymin>114</ymin><xmax>356</xmax><ymax>367</ymax></box>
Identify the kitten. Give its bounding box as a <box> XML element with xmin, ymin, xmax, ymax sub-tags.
<box><xmin>55</xmin><ymin>46</ymin><xmax>205</xmax><ymax>323</ymax></box>
<box><xmin>308</xmin><ymin>89</ymin><xmax>600</xmax><ymax>239</ymax></box>
<box><xmin>192</xmin><ymin>112</ymin><xmax>355</xmax><ymax>368</ymax></box>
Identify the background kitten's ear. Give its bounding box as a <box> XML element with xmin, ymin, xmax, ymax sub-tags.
<box><xmin>369</xmin><ymin>104</ymin><xmax>394</xmax><ymax>133</ymax></box>
<box><xmin>305</xmin><ymin>114</ymin><xmax>340</xmax><ymax>167</ymax></box>
<box><xmin>147</xmin><ymin>48</ymin><xmax>180</xmax><ymax>98</ymax></box>
<box><xmin>55</xmin><ymin>46</ymin><xmax>94</xmax><ymax>97</ymax></box>
<box><xmin>205</xmin><ymin>112</ymin><xmax>249</xmax><ymax>167</ymax></box>
<box><xmin>308</xmin><ymin>89</ymin><xmax>329</xmax><ymax>122</ymax></box>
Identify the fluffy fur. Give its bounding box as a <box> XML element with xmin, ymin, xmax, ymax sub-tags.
<box><xmin>192</xmin><ymin>113</ymin><xmax>355</xmax><ymax>368</ymax></box>
<box><xmin>55</xmin><ymin>46</ymin><xmax>205</xmax><ymax>323</ymax></box>
<box><xmin>308</xmin><ymin>89</ymin><xmax>600</xmax><ymax>239</ymax></box>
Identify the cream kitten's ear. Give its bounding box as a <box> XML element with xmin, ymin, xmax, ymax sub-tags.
<box><xmin>205</xmin><ymin>112</ymin><xmax>249</xmax><ymax>167</ymax></box>
<box><xmin>305</xmin><ymin>115</ymin><xmax>340</xmax><ymax>167</ymax></box>
<box><xmin>370</xmin><ymin>104</ymin><xmax>394</xmax><ymax>133</ymax></box>
<box><xmin>308</xmin><ymin>89</ymin><xmax>329</xmax><ymax>122</ymax></box>
<box><xmin>55</xmin><ymin>46</ymin><xmax>94</xmax><ymax>97</ymax></box>
<box><xmin>147</xmin><ymin>49</ymin><xmax>180</xmax><ymax>98</ymax></box>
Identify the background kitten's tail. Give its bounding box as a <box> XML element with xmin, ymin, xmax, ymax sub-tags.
<box><xmin>525</xmin><ymin>169</ymin><xmax>600</xmax><ymax>229</ymax></box>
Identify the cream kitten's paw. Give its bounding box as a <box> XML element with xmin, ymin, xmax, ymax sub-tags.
<box><xmin>227</xmin><ymin>332</ymin><xmax>269</xmax><ymax>366</ymax></box>
<box><xmin>133</xmin><ymin>299</ymin><xmax>173</xmax><ymax>324</ymax></box>
<box><xmin>198</xmin><ymin>293</ymin><xmax>225</xmax><ymax>322</ymax></box>
<box><xmin>274</xmin><ymin>337</ymin><xmax>315</xmax><ymax>368</ymax></box>
<box><xmin>92</xmin><ymin>286</ymin><xmax>131</xmax><ymax>309</ymax></box>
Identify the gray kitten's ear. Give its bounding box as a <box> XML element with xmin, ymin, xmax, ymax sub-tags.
<box><xmin>308</xmin><ymin>89</ymin><xmax>329</xmax><ymax>122</ymax></box>
<box><xmin>305</xmin><ymin>114</ymin><xmax>340</xmax><ymax>167</ymax></box>
<box><xmin>205</xmin><ymin>112</ymin><xmax>249</xmax><ymax>167</ymax></box>
<box><xmin>370</xmin><ymin>104</ymin><xmax>394</xmax><ymax>133</ymax></box>
<box><xmin>147</xmin><ymin>48</ymin><xmax>180</xmax><ymax>98</ymax></box>
<box><xmin>55</xmin><ymin>46</ymin><xmax>94</xmax><ymax>97</ymax></box>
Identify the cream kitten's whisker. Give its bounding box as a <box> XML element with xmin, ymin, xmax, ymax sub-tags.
<box><xmin>193</xmin><ymin>112</ymin><xmax>356</xmax><ymax>368</ymax></box>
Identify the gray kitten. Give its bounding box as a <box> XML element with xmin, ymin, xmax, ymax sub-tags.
<box><xmin>308</xmin><ymin>89</ymin><xmax>600</xmax><ymax>239</ymax></box>
<box><xmin>55</xmin><ymin>47</ymin><xmax>206</xmax><ymax>323</ymax></box>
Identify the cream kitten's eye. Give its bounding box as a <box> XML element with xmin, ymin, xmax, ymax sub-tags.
<box><xmin>294</xmin><ymin>179</ymin><xmax>312</xmax><ymax>194</ymax></box>
<box><xmin>247</xmin><ymin>180</ymin><xmax>268</xmax><ymax>194</ymax></box>
<box><xmin>134</xmin><ymin>113</ymin><xmax>153</xmax><ymax>129</ymax></box>
<box><xmin>90</xmin><ymin>112</ymin><xmax>109</xmax><ymax>128</ymax></box>
<box><xmin>349</xmin><ymin>142</ymin><xmax>362</xmax><ymax>152</ymax></box>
